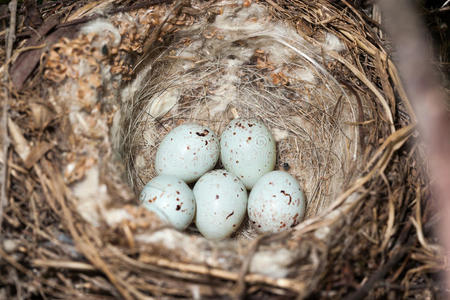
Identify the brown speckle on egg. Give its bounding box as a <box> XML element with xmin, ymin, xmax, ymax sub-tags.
<box><xmin>196</xmin><ymin>129</ymin><xmax>209</xmax><ymax>136</ymax></box>
<box><xmin>280</xmin><ymin>190</ymin><xmax>292</xmax><ymax>205</ymax></box>
<box><xmin>226</xmin><ymin>211</ymin><xmax>234</xmax><ymax>219</ymax></box>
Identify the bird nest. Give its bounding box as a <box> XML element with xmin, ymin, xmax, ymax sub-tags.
<box><xmin>0</xmin><ymin>0</ymin><xmax>443</xmax><ymax>299</ymax></box>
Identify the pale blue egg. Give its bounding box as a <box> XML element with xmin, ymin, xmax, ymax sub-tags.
<box><xmin>193</xmin><ymin>170</ymin><xmax>247</xmax><ymax>240</ymax></box>
<box><xmin>140</xmin><ymin>175</ymin><xmax>195</xmax><ymax>230</ymax></box>
<box><xmin>155</xmin><ymin>124</ymin><xmax>220</xmax><ymax>183</ymax></box>
<box><xmin>248</xmin><ymin>171</ymin><xmax>305</xmax><ymax>233</ymax></box>
<box><xmin>220</xmin><ymin>119</ymin><xmax>276</xmax><ymax>189</ymax></box>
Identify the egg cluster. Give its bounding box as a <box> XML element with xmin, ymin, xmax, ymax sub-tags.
<box><xmin>139</xmin><ymin>119</ymin><xmax>306</xmax><ymax>240</ymax></box>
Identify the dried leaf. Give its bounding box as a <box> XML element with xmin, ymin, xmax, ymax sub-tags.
<box><xmin>24</xmin><ymin>142</ymin><xmax>55</xmax><ymax>169</ymax></box>
<box><xmin>7</xmin><ymin>118</ymin><xmax>31</xmax><ymax>162</ymax></box>
<box><xmin>30</xmin><ymin>102</ymin><xmax>54</xmax><ymax>129</ymax></box>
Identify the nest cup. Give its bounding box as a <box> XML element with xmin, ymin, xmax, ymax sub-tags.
<box><xmin>118</xmin><ymin>3</ymin><xmax>366</xmax><ymax>222</ymax></box>
<box><xmin>2</xmin><ymin>0</ymin><xmax>432</xmax><ymax>298</ymax></box>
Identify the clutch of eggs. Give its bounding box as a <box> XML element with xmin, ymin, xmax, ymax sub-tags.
<box><xmin>139</xmin><ymin>119</ymin><xmax>306</xmax><ymax>238</ymax></box>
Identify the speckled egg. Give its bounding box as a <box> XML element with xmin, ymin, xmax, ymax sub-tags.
<box><xmin>193</xmin><ymin>170</ymin><xmax>248</xmax><ymax>240</ymax></box>
<box><xmin>220</xmin><ymin>118</ymin><xmax>276</xmax><ymax>189</ymax></box>
<box><xmin>155</xmin><ymin>124</ymin><xmax>220</xmax><ymax>183</ymax></box>
<box><xmin>247</xmin><ymin>171</ymin><xmax>305</xmax><ymax>233</ymax></box>
<box><xmin>139</xmin><ymin>175</ymin><xmax>195</xmax><ymax>230</ymax></box>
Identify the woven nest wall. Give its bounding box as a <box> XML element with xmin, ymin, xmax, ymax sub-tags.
<box><xmin>0</xmin><ymin>0</ymin><xmax>444</xmax><ymax>299</ymax></box>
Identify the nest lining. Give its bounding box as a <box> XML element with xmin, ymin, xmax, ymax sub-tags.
<box><xmin>117</xmin><ymin>1</ymin><xmax>371</xmax><ymax>225</ymax></box>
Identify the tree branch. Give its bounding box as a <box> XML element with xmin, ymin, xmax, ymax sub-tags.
<box><xmin>1</xmin><ymin>0</ymin><xmax>17</xmax><ymax>229</ymax></box>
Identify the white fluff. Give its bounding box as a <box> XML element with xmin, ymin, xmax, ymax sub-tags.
<box><xmin>80</xmin><ymin>18</ymin><xmax>121</xmax><ymax>47</ymax></box>
<box><xmin>250</xmin><ymin>248</ymin><xmax>294</xmax><ymax>278</ymax></box>
<box><xmin>103</xmin><ymin>208</ymin><xmax>133</xmax><ymax>227</ymax></box>
<box><xmin>323</xmin><ymin>32</ymin><xmax>346</xmax><ymax>53</ymax></box>
<box><xmin>73</xmin><ymin>166</ymin><xmax>110</xmax><ymax>227</ymax></box>
<box><xmin>147</xmin><ymin>88</ymin><xmax>180</xmax><ymax>119</ymax></box>
<box><xmin>272</xmin><ymin>128</ymin><xmax>290</xmax><ymax>141</ymax></box>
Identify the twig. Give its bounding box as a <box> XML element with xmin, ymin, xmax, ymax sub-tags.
<box><xmin>55</xmin><ymin>0</ymin><xmax>174</xmax><ymax>29</ymax></box>
<box><xmin>138</xmin><ymin>253</ymin><xmax>305</xmax><ymax>294</ymax></box>
<box><xmin>32</xmin><ymin>259</ymin><xmax>96</xmax><ymax>271</ymax></box>
<box><xmin>0</xmin><ymin>246</ymin><xmax>30</xmax><ymax>275</ymax></box>
<box><xmin>1</xmin><ymin>0</ymin><xmax>17</xmax><ymax>230</ymax></box>
<box><xmin>326</xmin><ymin>50</ymin><xmax>395</xmax><ymax>134</ymax></box>
<box><xmin>5</xmin><ymin>44</ymin><xmax>46</xmax><ymax>66</ymax></box>
<box><xmin>339</xmin><ymin>80</ymin><xmax>366</xmax><ymax>153</ymax></box>
<box><xmin>5</xmin><ymin>1</ymin><xmax>17</xmax><ymax>65</ymax></box>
